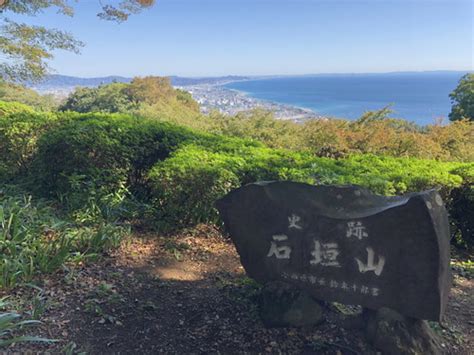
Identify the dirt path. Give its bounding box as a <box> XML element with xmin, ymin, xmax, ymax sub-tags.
<box><xmin>6</xmin><ymin>225</ymin><xmax>473</xmax><ymax>354</ymax></box>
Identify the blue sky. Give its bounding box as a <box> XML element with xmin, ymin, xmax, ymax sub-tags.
<box><xmin>7</xmin><ymin>0</ymin><xmax>474</xmax><ymax>77</ymax></box>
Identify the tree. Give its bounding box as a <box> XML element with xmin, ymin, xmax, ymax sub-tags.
<box><xmin>449</xmin><ymin>73</ymin><xmax>474</xmax><ymax>122</ymax></box>
<box><xmin>59</xmin><ymin>77</ymin><xmax>201</xmax><ymax>115</ymax></box>
<box><xmin>0</xmin><ymin>0</ymin><xmax>155</xmax><ymax>82</ymax></box>
<box><xmin>356</xmin><ymin>106</ymin><xmax>394</xmax><ymax>125</ymax></box>
<box><xmin>126</xmin><ymin>76</ymin><xmax>176</xmax><ymax>105</ymax></box>
<box><xmin>0</xmin><ymin>79</ymin><xmax>57</xmax><ymax>110</ymax></box>
<box><xmin>59</xmin><ymin>82</ymin><xmax>137</xmax><ymax>113</ymax></box>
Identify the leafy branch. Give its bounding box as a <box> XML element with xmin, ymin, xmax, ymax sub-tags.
<box><xmin>0</xmin><ymin>0</ymin><xmax>155</xmax><ymax>82</ymax></box>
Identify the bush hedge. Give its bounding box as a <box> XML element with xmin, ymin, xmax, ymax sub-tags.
<box><xmin>0</xmin><ymin>101</ymin><xmax>35</xmax><ymax>115</ymax></box>
<box><xmin>0</xmin><ymin>108</ymin><xmax>58</xmax><ymax>181</ymax></box>
<box><xmin>0</xmin><ymin>104</ymin><xmax>472</xmax><ymax>247</ymax></box>
<box><xmin>31</xmin><ymin>113</ymin><xmax>196</xmax><ymax>199</ymax></box>
<box><xmin>148</xmin><ymin>144</ymin><xmax>473</xmax><ymax>245</ymax></box>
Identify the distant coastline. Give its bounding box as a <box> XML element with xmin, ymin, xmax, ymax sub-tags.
<box><xmin>28</xmin><ymin>71</ymin><xmax>469</xmax><ymax>124</ymax></box>
<box><xmin>180</xmin><ymin>82</ymin><xmax>322</xmax><ymax>122</ymax></box>
<box><xmin>224</xmin><ymin>72</ymin><xmax>467</xmax><ymax>125</ymax></box>
<box><xmin>30</xmin><ymin>74</ymin><xmax>324</xmax><ymax>121</ymax></box>
<box><xmin>224</xmin><ymin>86</ymin><xmax>323</xmax><ymax>119</ymax></box>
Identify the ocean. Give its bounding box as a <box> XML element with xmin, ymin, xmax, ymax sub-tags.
<box><xmin>224</xmin><ymin>72</ymin><xmax>467</xmax><ymax>125</ymax></box>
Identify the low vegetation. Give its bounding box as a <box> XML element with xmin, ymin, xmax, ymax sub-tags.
<box><xmin>55</xmin><ymin>79</ymin><xmax>474</xmax><ymax>162</ymax></box>
<box><xmin>0</xmin><ymin>186</ymin><xmax>127</xmax><ymax>289</ymax></box>
<box><xmin>209</xmin><ymin>108</ymin><xmax>474</xmax><ymax>162</ymax></box>
<box><xmin>0</xmin><ymin>82</ymin><xmax>58</xmax><ymax>112</ymax></box>
<box><xmin>0</xmin><ymin>296</ymin><xmax>53</xmax><ymax>347</ymax></box>
<box><xmin>0</xmin><ymin>75</ymin><xmax>472</xmax><ymax>350</ymax></box>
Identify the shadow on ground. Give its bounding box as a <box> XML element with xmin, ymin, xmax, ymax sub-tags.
<box><xmin>8</xmin><ymin>226</ymin><xmax>472</xmax><ymax>354</ymax></box>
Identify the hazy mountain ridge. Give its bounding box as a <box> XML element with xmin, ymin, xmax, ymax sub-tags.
<box><xmin>29</xmin><ymin>71</ymin><xmax>467</xmax><ymax>91</ymax></box>
<box><xmin>30</xmin><ymin>74</ymin><xmax>250</xmax><ymax>92</ymax></box>
<box><xmin>31</xmin><ymin>75</ymin><xmax>132</xmax><ymax>88</ymax></box>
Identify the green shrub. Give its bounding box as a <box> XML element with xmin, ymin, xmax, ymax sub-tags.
<box><xmin>59</xmin><ymin>83</ymin><xmax>137</xmax><ymax>113</ymax></box>
<box><xmin>0</xmin><ymin>101</ymin><xmax>35</xmax><ymax>116</ymax></box>
<box><xmin>148</xmin><ymin>146</ymin><xmax>241</xmax><ymax>229</ymax></box>
<box><xmin>322</xmin><ymin>155</ymin><xmax>464</xmax><ymax>197</ymax></box>
<box><xmin>0</xmin><ymin>107</ymin><xmax>58</xmax><ymax>181</ymax></box>
<box><xmin>30</xmin><ymin>112</ymin><xmax>262</xmax><ymax>208</ymax></box>
<box><xmin>147</xmin><ymin>144</ymin><xmax>311</xmax><ymax>229</ymax></box>
<box><xmin>0</xmin><ymin>82</ymin><xmax>58</xmax><ymax>112</ymax></box>
<box><xmin>448</xmin><ymin>165</ymin><xmax>474</xmax><ymax>247</ymax></box>
<box><xmin>147</xmin><ymin>143</ymin><xmax>473</xmax><ymax>248</ymax></box>
<box><xmin>3</xmin><ymin>109</ymin><xmax>471</xmax><ymax>248</ymax></box>
<box><xmin>30</xmin><ymin>113</ymin><xmax>199</xmax><ymax>200</ymax></box>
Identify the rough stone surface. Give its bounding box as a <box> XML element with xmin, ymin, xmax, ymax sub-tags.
<box><xmin>365</xmin><ymin>307</ymin><xmax>442</xmax><ymax>355</ymax></box>
<box><xmin>259</xmin><ymin>281</ymin><xmax>324</xmax><ymax>327</ymax></box>
<box><xmin>216</xmin><ymin>182</ymin><xmax>452</xmax><ymax>321</ymax></box>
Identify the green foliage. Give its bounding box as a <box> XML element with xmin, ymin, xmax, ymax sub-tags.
<box><xmin>148</xmin><ymin>140</ymin><xmax>473</xmax><ymax>238</ymax></box>
<box><xmin>451</xmin><ymin>259</ymin><xmax>474</xmax><ymax>278</ymax></box>
<box><xmin>162</xmin><ymin>239</ymin><xmax>191</xmax><ymax>261</ymax></box>
<box><xmin>0</xmin><ymin>100</ymin><xmax>34</xmax><ymax>115</ymax></box>
<box><xmin>176</xmin><ymin>89</ymin><xmax>201</xmax><ymax>112</ymax></box>
<box><xmin>0</xmin><ymin>18</ymin><xmax>82</xmax><ymax>82</ymax></box>
<box><xmin>313</xmin><ymin>155</ymin><xmax>464</xmax><ymax>197</ymax></box>
<box><xmin>0</xmin><ymin>1</ymin><xmax>74</xmax><ymax>16</ymax></box>
<box><xmin>29</xmin><ymin>113</ymin><xmax>205</xmax><ymax>207</ymax></box>
<box><xmin>5</xmin><ymin>110</ymin><xmax>467</xmax><ymax>246</ymax></box>
<box><xmin>0</xmin><ymin>109</ymin><xmax>472</xmax><ymax>256</ymax></box>
<box><xmin>0</xmin><ymin>81</ymin><xmax>57</xmax><ymax>111</ymax></box>
<box><xmin>356</xmin><ymin>105</ymin><xmax>395</xmax><ymax>124</ymax></box>
<box><xmin>0</xmin><ymin>186</ymin><xmax>127</xmax><ymax>289</ymax></box>
<box><xmin>212</xmin><ymin>109</ymin><xmax>301</xmax><ymax>150</ymax></box>
<box><xmin>0</xmin><ymin>297</ymin><xmax>55</xmax><ymax>348</ymax></box>
<box><xmin>59</xmin><ymin>83</ymin><xmax>136</xmax><ymax>113</ymax></box>
<box><xmin>448</xmin><ymin>165</ymin><xmax>474</xmax><ymax>247</ymax></box>
<box><xmin>212</xmin><ymin>108</ymin><xmax>474</xmax><ymax>162</ymax></box>
<box><xmin>59</xmin><ymin>80</ymin><xmax>474</xmax><ymax>163</ymax></box>
<box><xmin>449</xmin><ymin>73</ymin><xmax>474</xmax><ymax>122</ymax></box>
<box><xmin>96</xmin><ymin>1</ymin><xmax>156</xmax><ymax>22</ymax></box>
<box><xmin>148</xmin><ymin>145</ymin><xmax>242</xmax><ymax>229</ymax></box>
<box><xmin>59</xmin><ymin>77</ymin><xmax>205</xmax><ymax>131</ymax></box>
<box><xmin>126</xmin><ymin>76</ymin><xmax>176</xmax><ymax>105</ymax></box>
<box><xmin>424</xmin><ymin>119</ymin><xmax>474</xmax><ymax>162</ymax></box>
<box><xmin>133</xmin><ymin>100</ymin><xmax>214</xmax><ymax>132</ymax></box>
<box><xmin>0</xmin><ymin>105</ymin><xmax>58</xmax><ymax>180</ymax></box>
<box><xmin>0</xmin><ymin>1</ymin><xmax>154</xmax><ymax>82</ymax></box>
<box><xmin>59</xmin><ymin>77</ymin><xmax>201</xmax><ymax>114</ymax></box>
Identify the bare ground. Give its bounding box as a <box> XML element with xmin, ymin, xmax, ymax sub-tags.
<box><xmin>4</xmin><ymin>225</ymin><xmax>473</xmax><ymax>354</ymax></box>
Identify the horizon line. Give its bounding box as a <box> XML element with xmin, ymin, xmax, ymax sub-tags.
<box><xmin>44</xmin><ymin>69</ymin><xmax>473</xmax><ymax>80</ymax></box>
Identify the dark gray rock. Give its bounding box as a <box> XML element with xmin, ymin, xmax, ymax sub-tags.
<box><xmin>365</xmin><ymin>307</ymin><xmax>442</xmax><ymax>355</ymax></box>
<box><xmin>259</xmin><ymin>281</ymin><xmax>324</xmax><ymax>327</ymax></box>
<box><xmin>216</xmin><ymin>182</ymin><xmax>452</xmax><ymax>321</ymax></box>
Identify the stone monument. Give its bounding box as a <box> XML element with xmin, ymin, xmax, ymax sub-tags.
<box><xmin>217</xmin><ymin>182</ymin><xmax>452</xmax><ymax>353</ymax></box>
